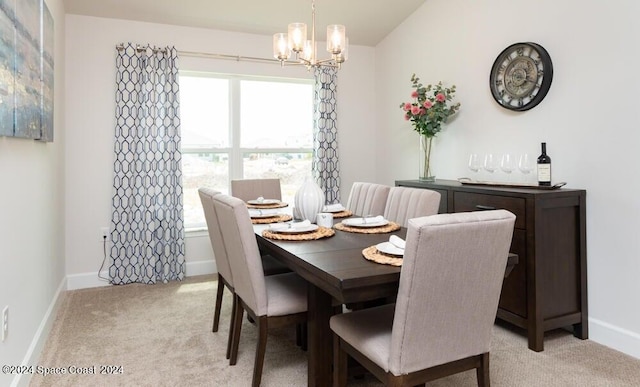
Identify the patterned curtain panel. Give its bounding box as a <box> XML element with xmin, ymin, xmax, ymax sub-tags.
<box><xmin>312</xmin><ymin>67</ymin><xmax>341</xmax><ymax>204</ymax></box>
<box><xmin>109</xmin><ymin>43</ymin><xmax>185</xmax><ymax>285</ymax></box>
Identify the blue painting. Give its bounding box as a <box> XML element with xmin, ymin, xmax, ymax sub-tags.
<box><xmin>0</xmin><ymin>0</ymin><xmax>16</xmax><ymax>137</ymax></box>
<box><xmin>0</xmin><ymin>0</ymin><xmax>54</xmax><ymax>141</ymax></box>
<box><xmin>14</xmin><ymin>0</ymin><xmax>40</xmax><ymax>139</ymax></box>
<box><xmin>39</xmin><ymin>2</ymin><xmax>53</xmax><ymax>142</ymax></box>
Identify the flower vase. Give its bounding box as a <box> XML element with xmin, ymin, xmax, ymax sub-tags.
<box><xmin>294</xmin><ymin>177</ymin><xmax>325</xmax><ymax>223</ymax></box>
<box><xmin>419</xmin><ymin>135</ymin><xmax>435</xmax><ymax>181</ymax></box>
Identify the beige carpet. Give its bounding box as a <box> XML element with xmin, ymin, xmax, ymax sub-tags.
<box><xmin>30</xmin><ymin>274</ymin><xmax>640</xmax><ymax>386</ymax></box>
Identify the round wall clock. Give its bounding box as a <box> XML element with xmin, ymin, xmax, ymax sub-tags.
<box><xmin>489</xmin><ymin>42</ymin><xmax>553</xmax><ymax>111</ymax></box>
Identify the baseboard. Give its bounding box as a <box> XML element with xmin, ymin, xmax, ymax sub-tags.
<box><xmin>12</xmin><ymin>276</ymin><xmax>67</xmax><ymax>387</ymax></box>
<box><xmin>589</xmin><ymin>317</ymin><xmax>640</xmax><ymax>360</ymax></box>
<box><xmin>66</xmin><ymin>259</ymin><xmax>216</xmax><ymax>290</ymax></box>
<box><xmin>185</xmin><ymin>259</ymin><xmax>216</xmax><ymax>276</ymax></box>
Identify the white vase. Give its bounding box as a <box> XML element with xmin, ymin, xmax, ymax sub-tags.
<box><xmin>294</xmin><ymin>177</ymin><xmax>325</xmax><ymax>223</ymax></box>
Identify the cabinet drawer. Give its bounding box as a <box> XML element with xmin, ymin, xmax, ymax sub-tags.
<box><xmin>453</xmin><ymin>192</ymin><xmax>525</xmax><ymax>229</ymax></box>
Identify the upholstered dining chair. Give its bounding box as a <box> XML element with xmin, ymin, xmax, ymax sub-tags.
<box><xmin>383</xmin><ymin>186</ymin><xmax>441</xmax><ymax>227</ymax></box>
<box><xmin>330</xmin><ymin>210</ymin><xmax>516</xmax><ymax>387</ymax></box>
<box><xmin>198</xmin><ymin>188</ymin><xmax>236</xmax><ymax>360</ymax></box>
<box><xmin>345</xmin><ymin>182</ymin><xmax>391</xmax><ymax>217</ymax></box>
<box><xmin>230</xmin><ymin>178</ymin><xmax>282</xmax><ymax>202</ymax></box>
<box><xmin>230</xmin><ymin>178</ymin><xmax>290</xmax><ymax>276</ymax></box>
<box><xmin>212</xmin><ymin>193</ymin><xmax>308</xmax><ymax>387</ymax></box>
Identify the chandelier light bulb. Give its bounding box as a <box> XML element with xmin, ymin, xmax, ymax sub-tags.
<box><xmin>302</xmin><ymin>40</ymin><xmax>314</xmax><ymax>62</ymax></box>
<box><xmin>273</xmin><ymin>33</ymin><xmax>290</xmax><ymax>61</ymax></box>
<box><xmin>288</xmin><ymin>23</ymin><xmax>307</xmax><ymax>52</ymax></box>
<box><xmin>326</xmin><ymin>25</ymin><xmax>345</xmax><ymax>55</ymax></box>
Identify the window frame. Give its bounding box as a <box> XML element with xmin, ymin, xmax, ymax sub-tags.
<box><xmin>179</xmin><ymin>71</ymin><xmax>314</xmax><ymax>230</ymax></box>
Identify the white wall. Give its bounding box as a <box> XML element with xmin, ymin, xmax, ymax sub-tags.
<box><xmin>0</xmin><ymin>0</ymin><xmax>66</xmax><ymax>386</ymax></box>
<box><xmin>63</xmin><ymin>15</ymin><xmax>376</xmax><ymax>286</ymax></box>
<box><xmin>375</xmin><ymin>0</ymin><xmax>640</xmax><ymax>358</ymax></box>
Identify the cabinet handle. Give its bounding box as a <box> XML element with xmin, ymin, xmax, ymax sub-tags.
<box><xmin>475</xmin><ymin>204</ymin><xmax>496</xmax><ymax>211</ymax></box>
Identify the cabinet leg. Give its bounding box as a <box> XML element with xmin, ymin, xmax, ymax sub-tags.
<box><xmin>528</xmin><ymin>326</ymin><xmax>544</xmax><ymax>352</ymax></box>
<box><xmin>573</xmin><ymin>322</ymin><xmax>588</xmax><ymax>340</ymax></box>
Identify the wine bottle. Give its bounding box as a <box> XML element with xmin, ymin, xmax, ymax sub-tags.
<box><xmin>537</xmin><ymin>142</ymin><xmax>551</xmax><ymax>186</ymax></box>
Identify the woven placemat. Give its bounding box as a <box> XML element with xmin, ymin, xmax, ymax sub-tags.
<box><xmin>262</xmin><ymin>226</ymin><xmax>335</xmax><ymax>241</ymax></box>
<box><xmin>334</xmin><ymin>221</ymin><xmax>401</xmax><ymax>234</ymax></box>
<box><xmin>251</xmin><ymin>214</ymin><xmax>293</xmax><ymax>224</ymax></box>
<box><xmin>362</xmin><ymin>245</ymin><xmax>403</xmax><ymax>266</ymax></box>
<box><xmin>246</xmin><ymin>202</ymin><xmax>289</xmax><ymax>209</ymax></box>
<box><xmin>331</xmin><ymin>210</ymin><xmax>353</xmax><ymax>219</ymax></box>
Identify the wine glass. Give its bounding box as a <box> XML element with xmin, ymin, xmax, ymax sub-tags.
<box><xmin>501</xmin><ymin>153</ymin><xmax>515</xmax><ymax>174</ymax></box>
<box><xmin>484</xmin><ymin>153</ymin><xmax>498</xmax><ymax>173</ymax></box>
<box><xmin>468</xmin><ymin>153</ymin><xmax>481</xmax><ymax>173</ymax></box>
<box><xmin>518</xmin><ymin>153</ymin><xmax>534</xmax><ymax>174</ymax></box>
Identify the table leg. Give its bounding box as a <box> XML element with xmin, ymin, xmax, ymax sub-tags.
<box><xmin>307</xmin><ymin>283</ymin><xmax>333</xmax><ymax>387</ymax></box>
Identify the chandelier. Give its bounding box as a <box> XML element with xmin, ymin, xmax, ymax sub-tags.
<box><xmin>272</xmin><ymin>0</ymin><xmax>348</xmax><ymax>70</ymax></box>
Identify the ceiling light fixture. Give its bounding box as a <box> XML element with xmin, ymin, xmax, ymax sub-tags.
<box><xmin>273</xmin><ymin>0</ymin><xmax>348</xmax><ymax>70</ymax></box>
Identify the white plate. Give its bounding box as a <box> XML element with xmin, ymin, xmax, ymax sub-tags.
<box><xmin>323</xmin><ymin>205</ymin><xmax>346</xmax><ymax>213</ymax></box>
<box><xmin>269</xmin><ymin>224</ymin><xmax>319</xmax><ymax>234</ymax></box>
<box><xmin>247</xmin><ymin>199</ymin><xmax>280</xmax><ymax>205</ymax></box>
<box><xmin>342</xmin><ymin>218</ymin><xmax>389</xmax><ymax>228</ymax></box>
<box><xmin>376</xmin><ymin>242</ymin><xmax>404</xmax><ymax>256</ymax></box>
<box><xmin>250</xmin><ymin>212</ymin><xmax>281</xmax><ymax>219</ymax></box>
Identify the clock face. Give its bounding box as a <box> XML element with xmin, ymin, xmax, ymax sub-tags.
<box><xmin>490</xmin><ymin>42</ymin><xmax>553</xmax><ymax>111</ymax></box>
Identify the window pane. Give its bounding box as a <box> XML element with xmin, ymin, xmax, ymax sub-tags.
<box><xmin>240</xmin><ymin>80</ymin><xmax>313</xmax><ymax>148</ymax></box>
<box><xmin>182</xmin><ymin>152</ymin><xmax>229</xmax><ymax>228</ymax></box>
<box><xmin>180</xmin><ymin>76</ymin><xmax>229</xmax><ymax>148</ymax></box>
<box><xmin>243</xmin><ymin>152</ymin><xmax>312</xmax><ymax>204</ymax></box>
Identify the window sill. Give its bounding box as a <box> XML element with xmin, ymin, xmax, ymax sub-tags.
<box><xmin>185</xmin><ymin>227</ymin><xmax>208</xmax><ymax>238</ymax></box>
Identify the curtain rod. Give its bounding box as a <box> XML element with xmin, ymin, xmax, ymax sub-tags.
<box><xmin>115</xmin><ymin>44</ymin><xmax>300</xmax><ymax>66</ymax></box>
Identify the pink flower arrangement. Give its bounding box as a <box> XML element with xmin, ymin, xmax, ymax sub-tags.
<box><xmin>399</xmin><ymin>74</ymin><xmax>461</xmax><ymax>137</ymax></box>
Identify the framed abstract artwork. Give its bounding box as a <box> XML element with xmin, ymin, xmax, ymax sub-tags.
<box><xmin>0</xmin><ymin>0</ymin><xmax>16</xmax><ymax>137</ymax></box>
<box><xmin>0</xmin><ymin>0</ymin><xmax>54</xmax><ymax>142</ymax></box>
<box><xmin>40</xmin><ymin>2</ymin><xmax>53</xmax><ymax>141</ymax></box>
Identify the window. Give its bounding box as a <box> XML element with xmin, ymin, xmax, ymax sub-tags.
<box><xmin>179</xmin><ymin>73</ymin><xmax>314</xmax><ymax>229</ymax></box>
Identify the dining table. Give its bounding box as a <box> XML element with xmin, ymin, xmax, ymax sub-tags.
<box><xmin>253</xmin><ymin>218</ymin><xmax>519</xmax><ymax>386</ymax></box>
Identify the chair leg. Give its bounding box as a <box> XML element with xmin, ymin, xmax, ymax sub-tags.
<box><xmin>300</xmin><ymin>323</ymin><xmax>307</xmax><ymax>352</ymax></box>
<box><xmin>252</xmin><ymin>317</ymin><xmax>268</xmax><ymax>387</ymax></box>
<box><xmin>476</xmin><ymin>352</ymin><xmax>490</xmax><ymax>387</ymax></box>
<box><xmin>295</xmin><ymin>323</ymin><xmax>308</xmax><ymax>351</ymax></box>
<box><xmin>229</xmin><ymin>295</ymin><xmax>244</xmax><ymax>366</ymax></box>
<box><xmin>213</xmin><ymin>274</ymin><xmax>225</xmax><ymax>332</ymax></box>
<box><xmin>296</xmin><ymin>324</ymin><xmax>302</xmax><ymax>347</ymax></box>
<box><xmin>226</xmin><ymin>291</ymin><xmax>237</xmax><ymax>360</ymax></box>
<box><xmin>333</xmin><ymin>334</ymin><xmax>347</xmax><ymax>387</ymax></box>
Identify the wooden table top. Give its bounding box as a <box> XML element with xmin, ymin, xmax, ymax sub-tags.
<box><xmin>255</xmin><ymin>222</ymin><xmax>518</xmax><ymax>302</ymax></box>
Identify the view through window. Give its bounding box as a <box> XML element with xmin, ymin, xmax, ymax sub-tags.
<box><xmin>179</xmin><ymin>73</ymin><xmax>314</xmax><ymax>229</ymax></box>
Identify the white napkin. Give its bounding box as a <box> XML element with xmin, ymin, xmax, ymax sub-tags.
<box><xmin>323</xmin><ymin>203</ymin><xmax>345</xmax><ymax>212</ymax></box>
<box><xmin>249</xmin><ymin>208</ymin><xmax>280</xmax><ymax>217</ymax></box>
<box><xmin>389</xmin><ymin>235</ymin><xmax>406</xmax><ymax>250</ymax></box>
<box><xmin>348</xmin><ymin>215</ymin><xmax>385</xmax><ymax>225</ymax></box>
<box><xmin>269</xmin><ymin>220</ymin><xmax>311</xmax><ymax>231</ymax></box>
<box><xmin>255</xmin><ymin>196</ymin><xmax>265</xmax><ymax>203</ymax></box>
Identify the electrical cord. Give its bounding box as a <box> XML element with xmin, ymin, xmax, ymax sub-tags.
<box><xmin>98</xmin><ymin>235</ymin><xmax>110</xmax><ymax>281</ymax></box>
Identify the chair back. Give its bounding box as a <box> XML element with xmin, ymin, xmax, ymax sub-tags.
<box><xmin>345</xmin><ymin>182</ymin><xmax>390</xmax><ymax>216</ymax></box>
<box><xmin>198</xmin><ymin>188</ymin><xmax>233</xmax><ymax>286</ymax></box>
<box><xmin>212</xmin><ymin>193</ymin><xmax>268</xmax><ymax>316</ymax></box>
<box><xmin>383</xmin><ymin>186</ymin><xmax>441</xmax><ymax>227</ymax></box>
<box><xmin>389</xmin><ymin>210</ymin><xmax>515</xmax><ymax>375</ymax></box>
<box><xmin>231</xmin><ymin>178</ymin><xmax>282</xmax><ymax>202</ymax></box>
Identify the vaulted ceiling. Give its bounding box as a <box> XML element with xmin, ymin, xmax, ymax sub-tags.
<box><xmin>63</xmin><ymin>0</ymin><xmax>426</xmax><ymax>47</ymax></box>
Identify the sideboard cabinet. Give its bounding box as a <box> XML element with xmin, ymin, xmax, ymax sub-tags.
<box><xmin>396</xmin><ymin>179</ymin><xmax>588</xmax><ymax>351</ymax></box>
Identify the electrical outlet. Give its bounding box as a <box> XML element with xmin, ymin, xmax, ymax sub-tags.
<box><xmin>100</xmin><ymin>227</ymin><xmax>110</xmax><ymax>242</ymax></box>
<box><xmin>2</xmin><ymin>306</ymin><xmax>8</xmax><ymax>342</ymax></box>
